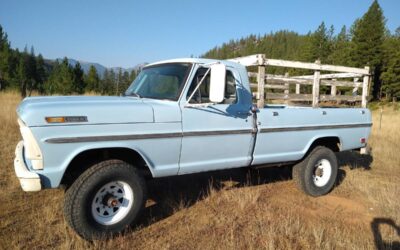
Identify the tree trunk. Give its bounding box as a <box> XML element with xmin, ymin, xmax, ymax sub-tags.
<box><xmin>372</xmin><ymin>66</ymin><xmax>382</xmax><ymax>101</ymax></box>
<box><xmin>21</xmin><ymin>80</ymin><xmax>27</xmax><ymax>98</ymax></box>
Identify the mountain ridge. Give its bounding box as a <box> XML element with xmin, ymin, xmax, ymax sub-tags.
<box><xmin>54</xmin><ymin>58</ymin><xmax>147</xmax><ymax>76</ymax></box>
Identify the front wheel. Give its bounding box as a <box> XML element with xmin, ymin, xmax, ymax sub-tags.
<box><xmin>292</xmin><ymin>146</ymin><xmax>338</xmax><ymax>197</ymax></box>
<box><xmin>64</xmin><ymin>160</ymin><xmax>146</xmax><ymax>240</ymax></box>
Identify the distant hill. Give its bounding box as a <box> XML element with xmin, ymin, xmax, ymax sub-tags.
<box><xmin>54</xmin><ymin>58</ymin><xmax>146</xmax><ymax>77</ymax></box>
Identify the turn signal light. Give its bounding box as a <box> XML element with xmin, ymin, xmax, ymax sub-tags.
<box><xmin>360</xmin><ymin>138</ymin><xmax>366</xmax><ymax>144</ymax></box>
<box><xmin>45</xmin><ymin>117</ymin><xmax>66</xmax><ymax>123</ymax></box>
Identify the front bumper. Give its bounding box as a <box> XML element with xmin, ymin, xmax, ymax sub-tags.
<box><xmin>14</xmin><ymin>141</ymin><xmax>42</xmax><ymax>191</ymax></box>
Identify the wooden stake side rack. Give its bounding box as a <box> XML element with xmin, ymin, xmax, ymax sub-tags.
<box><xmin>229</xmin><ymin>54</ymin><xmax>370</xmax><ymax>108</ymax></box>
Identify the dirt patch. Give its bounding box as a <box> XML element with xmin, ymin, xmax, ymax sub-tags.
<box><xmin>316</xmin><ymin>195</ymin><xmax>372</xmax><ymax>223</ymax></box>
<box><xmin>262</xmin><ymin>182</ymin><xmax>372</xmax><ymax>226</ymax></box>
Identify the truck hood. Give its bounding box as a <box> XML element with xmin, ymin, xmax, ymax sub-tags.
<box><xmin>17</xmin><ymin>96</ymin><xmax>155</xmax><ymax>127</ymax></box>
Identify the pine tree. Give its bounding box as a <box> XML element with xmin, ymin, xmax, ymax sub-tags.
<box><xmin>129</xmin><ymin>69</ymin><xmax>137</xmax><ymax>82</ymax></box>
<box><xmin>329</xmin><ymin>26</ymin><xmax>351</xmax><ymax>65</ymax></box>
<box><xmin>36</xmin><ymin>54</ymin><xmax>47</xmax><ymax>94</ymax></box>
<box><xmin>395</xmin><ymin>27</ymin><xmax>400</xmax><ymax>37</ymax></box>
<box><xmin>72</xmin><ymin>62</ymin><xmax>85</xmax><ymax>94</ymax></box>
<box><xmin>44</xmin><ymin>58</ymin><xmax>74</xmax><ymax>94</ymax></box>
<box><xmin>17</xmin><ymin>48</ymin><xmax>31</xmax><ymax>97</ymax></box>
<box><xmin>350</xmin><ymin>0</ymin><xmax>386</xmax><ymax>99</ymax></box>
<box><xmin>26</xmin><ymin>46</ymin><xmax>38</xmax><ymax>96</ymax></box>
<box><xmin>302</xmin><ymin>22</ymin><xmax>333</xmax><ymax>63</ymax></box>
<box><xmin>44</xmin><ymin>61</ymin><xmax>58</xmax><ymax>94</ymax></box>
<box><xmin>0</xmin><ymin>25</ymin><xmax>11</xmax><ymax>90</ymax></box>
<box><xmin>104</xmin><ymin>69</ymin><xmax>116</xmax><ymax>95</ymax></box>
<box><xmin>121</xmin><ymin>71</ymin><xmax>131</xmax><ymax>92</ymax></box>
<box><xmin>380</xmin><ymin>50</ymin><xmax>400</xmax><ymax>100</ymax></box>
<box><xmin>116</xmin><ymin>69</ymin><xmax>123</xmax><ymax>95</ymax></box>
<box><xmin>381</xmin><ymin>28</ymin><xmax>400</xmax><ymax>100</ymax></box>
<box><xmin>99</xmin><ymin>68</ymin><xmax>116</xmax><ymax>95</ymax></box>
<box><xmin>85</xmin><ymin>65</ymin><xmax>99</xmax><ymax>92</ymax></box>
<box><xmin>7</xmin><ymin>48</ymin><xmax>20</xmax><ymax>90</ymax></box>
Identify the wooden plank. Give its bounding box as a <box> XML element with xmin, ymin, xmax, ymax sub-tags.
<box><xmin>331</xmin><ymin>84</ymin><xmax>337</xmax><ymax>97</ymax></box>
<box><xmin>267</xmin><ymin>84</ymin><xmax>289</xmax><ymax>90</ymax></box>
<box><xmin>321</xmin><ymin>80</ymin><xmax>357</xmax><ymax>87</ymax></box>
<box><xmin>257</xmin><ymin>65</ymin><xmax>265</xmax><ymax>108</ymax></box>
<box><xmin>266</xmin><ymin>93</ymin><xmax>312</xmax><ymax>101</ymax></box>
<box><xmin>270</xmin><ymin>77</ymin><xmax>358</xmax><ymax>87</ymax></box>
<box><xmin>352</xmin><ymin>78</ymin><xmax>361</xmax><ymax>96</ymax></box>
<box><xmin>229</xmin><ymin>54</ymin><xmax>265</xmax><ymax>66</ymax></box>
<box><xmin>264</xmin><ymin>58</ymin><xmax>369</xmax><ymax>74</ymax></box>
<box><xmin>267</xmin><ymin>79</ymin><xmax>311</xmax><ymax>85</ymax></box>
<box><xmin>256</xmin><ymin>75</ymin><xmax>356</xmax><ymax>87</ymax></box>
<box><xmin>266</xmin><ymin>93</ymin><xmax>362</xmax><ymax>102</ymax></box>
<box><xmin>250</xmin><ymin>83</ymin><xmax>288</xmax><ymax>90</ymax></box>
<box><xmin>292</xmin><ymin>72</ymin><xmax>363</xmax><ymax>80</ymax></box>
<box><xmin>362</xmin><ymin>66</ymin><xmax>370</xmax><ymax>108</ymax></box>
<box><xmin>284</xmin><ymin>73</ymin><xmax>289</xmax><ymax>95</ymax></box>
<box><xmin>250</xmin><ymin>79</ymin><xmax>357</xmax><ymax>91</ymax></box>
<box><xmin>267</xmin><ymin>76</ymin><xmax>311</xmax><ymax>84</ymax></box>
<box><xmin>320</xmin><ymin>95</ymin><xmax>362</xmax><ymax>101</ymax></box>
<box><xmin>252</xmin><ymin>79</ymin><xmax>356</xmax><ymax>88</ymax></box>
<box><xmin>296</xmin><ymin>84</ymin><xmax>300</xmax><ymax>94</ymax></box>
<box><xmin>248</xmin><ymin>72</ymin><xmax>258</xmax><ymax>77</ymax></box>
<box><xmin>312</xmin><ymin>60</ymin><xmax>321</xmax><ymax>108</ymax></box>
<box><xmin>250</xmin><ymin>73</ymin><xmax>362</xmax><ymax>87</ymax></box>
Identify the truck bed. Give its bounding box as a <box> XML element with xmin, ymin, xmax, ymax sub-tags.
<box><xmin>252</xmin><ymin>106</ymin><xmax>372</xmax><ymax>165</ymax></box>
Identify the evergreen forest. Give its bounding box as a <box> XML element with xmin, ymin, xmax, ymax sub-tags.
<box><xmin>0</xmin><ymin>0</ymin><xmax>399</xmax><ymax>100</ymax></box>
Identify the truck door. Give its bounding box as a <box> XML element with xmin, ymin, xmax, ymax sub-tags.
<box><xmin>179</xmin><ymin>66</ymin><xmax>254</xmax><ymax>174</ymax></box>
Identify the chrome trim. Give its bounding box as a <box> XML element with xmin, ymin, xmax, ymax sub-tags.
<box><xmin>46</xmin><ymin>132</ymin><xmax>182</xmax><ymax>144</ymax></box>
<box><xmin>184</xmin><ymin>129</ymin><xmax>253</xmax><ymax>137</ymax></box>
<box><xmin>45</xmin><ymin>123</ymin><xmax>371</xmax><ymax>144</ymax></box>
<box><xmin>45</xmin><ymin>116</ymin><xmax>88</xmax><ymax>123</ymax></box>
<box><xmin>45</xmin><ymin>129</ymin><xmax>254</xmax><ymax>144</ymax></box>
<box><xmin>259</xmin><ymin>123</ymin><xmax>372</xmax><ymax>133</ymax></box>
<box><xmin>14</xmin><ymin>141</ymin><xmax>42</xmax><ymax>191</ymax></box>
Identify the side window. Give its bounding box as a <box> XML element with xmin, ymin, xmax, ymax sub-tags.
<box><xmin>224</xmin><ymin>70</ymin><xmax>237</xmax><ymax>104</ymax></box>
<box><xmin>187</xmin><ymin>68</ymin><xmax>237</xmax><ymax>104</ymax></box>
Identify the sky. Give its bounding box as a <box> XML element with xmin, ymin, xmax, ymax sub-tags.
<box><xmin>0</xmin><ymin>0</ymin><xmax>399</xmax><ymax>68</ymax></box>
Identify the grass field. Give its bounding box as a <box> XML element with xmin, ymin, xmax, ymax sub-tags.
<box><xmin>0</xmin><ymin>91</ymin><xmax>399</xmax><ymax>249</ymax></box>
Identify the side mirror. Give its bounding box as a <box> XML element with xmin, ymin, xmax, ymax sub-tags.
<box><xmin>209</xmin><ymin>64</ymin><xmax>226</xmax><ymax>103</ymax></box>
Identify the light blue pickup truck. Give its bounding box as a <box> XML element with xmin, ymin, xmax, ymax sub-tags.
<box><xmin>14</xmin><ymin>58</ymin><xmax>372</xmax><ymax>239</ymax></box>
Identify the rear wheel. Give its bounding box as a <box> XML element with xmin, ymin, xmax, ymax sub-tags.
<box><xmin>64</xmin><ymin>160</ymin><xmax>146</xmax><ymax>240</ymax></box>
<box><xmin>293</xmin><ymin>146</ymin><xmax>338</xmax><ymax>197</ymax></box>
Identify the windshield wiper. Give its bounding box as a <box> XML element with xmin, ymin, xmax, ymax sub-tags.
<box><xmin>124</xmin><ymin>92</ymin><xmax>142</xmax><ymax>98</ymax></box>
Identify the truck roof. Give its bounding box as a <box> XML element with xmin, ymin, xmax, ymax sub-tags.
<box><xmin>145</xmin><ymin>57</ymin><xmax>244</xmax><ymax>69</ymax></box>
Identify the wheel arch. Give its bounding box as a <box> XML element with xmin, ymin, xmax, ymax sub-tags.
<box><xmin>302</xmin><ymin>136</ymin><xmax>341</xmax><ymax>160</ymax></box>
<box><xmin>60</xmin><ymin>147</ymin><xmax>154</xmax><ymax>188</ymax></box>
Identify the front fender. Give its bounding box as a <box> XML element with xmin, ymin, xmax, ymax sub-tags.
<box><xmin>30</xmin><ymin>122</ymin><xmax>182</xmax><ymax>188</ymax></box>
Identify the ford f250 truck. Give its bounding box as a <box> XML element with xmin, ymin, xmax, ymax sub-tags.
<box><xmin>14</xmin><ymin>57</ymin><xmax>372</xmax><ymax>240</ymax></box>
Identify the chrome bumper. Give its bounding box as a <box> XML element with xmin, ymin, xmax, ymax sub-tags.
<box><xmin>14</xmin><ymin>141</ymin><xmax>42</xmax><ymax>191</ymax></box>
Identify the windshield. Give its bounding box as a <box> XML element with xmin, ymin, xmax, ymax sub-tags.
<box><xmin>125</xmin><ymin>63</ymin><xmax>192</xmax><ymax>100</ymax></box>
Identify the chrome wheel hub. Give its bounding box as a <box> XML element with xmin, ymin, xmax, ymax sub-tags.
<box><xmin>91</xmin><ymin>181</ymin><xmax>134</xmax><ymax>225</ymax></box>
<box><xmin>313</xmin><ymin>159</ymin><xmax>332</xmax><ymax>187</ymax></box>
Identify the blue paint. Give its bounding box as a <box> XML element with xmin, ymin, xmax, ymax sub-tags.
<box><xmin>16</xmin><ymin>58</ymin><xmax>372</xmax><ymax>189</ymax></box>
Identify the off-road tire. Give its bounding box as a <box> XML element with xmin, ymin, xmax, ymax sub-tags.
<box><xmin>292</xmin><ymin>146</ymin><xmax>338</xmax><ymax>197</ymax></box>
<box><xmin>64</xmin><ymin>160</ymin><xmax>146</xmax><ymax>240</ymax></box>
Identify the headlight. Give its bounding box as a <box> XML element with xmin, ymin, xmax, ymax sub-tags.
<box><xmin>18</xmin><ymin>119</ymin><xmax>43</xmax><ymax>170</ymax></box>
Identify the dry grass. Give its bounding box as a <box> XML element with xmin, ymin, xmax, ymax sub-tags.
<box><xmin>0</xmin><ymin>91</ymin><xmax>399</xmax><ymax>249</ymax></box>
